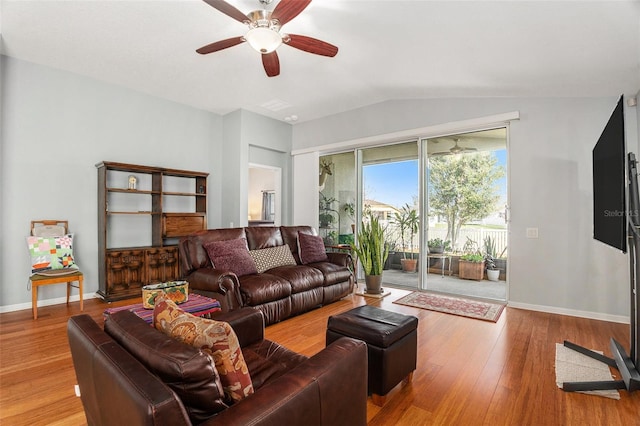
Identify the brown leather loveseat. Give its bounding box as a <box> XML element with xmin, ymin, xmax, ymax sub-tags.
<box><xmin>67</xmin><ymin>308</ymin><xmax>368</xmax><ymax>425</ymax></box>
<box><xmin>178</xmin><ymin>226</ymin><xmax>354</xmax><ymax>325</ymax></box>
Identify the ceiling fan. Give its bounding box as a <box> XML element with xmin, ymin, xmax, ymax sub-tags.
<box><xmin>430</xmin><ymin>138</ymin><xmax>478</xmax><ymax>156</ymax></box>
<box><xmin>196</xmin><ymin>0</ymin><xmax>338</xmax><ymax>77</ymax></box>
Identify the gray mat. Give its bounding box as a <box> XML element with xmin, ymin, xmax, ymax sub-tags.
<box><xmin>555</xmin><ymin>343</ymin><xmax>620</xmax><ymax>399</ymax></box>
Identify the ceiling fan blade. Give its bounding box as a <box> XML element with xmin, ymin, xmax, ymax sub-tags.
<box><xmin>272</xmin><ymin>0</ymin><xmax>311</xmax><ymax>26</ymax></box>
<box><xmin>285</xmin><ymin>34</ymin><xmax>338</xmax><ymax>57</ymax></box>
<box><xmin>262</xmin><ymin>51</ymin><xmax>280</xmax><ymax>77</ymax></box>
<box><xmin>202</xmin><ymin>0</ymin><xmax>248</xmax><ymax>23</ymax></box>
<box><xmin>196</xmin><ymin>36</ymin><xmax>245</xmax><ymax>54</ymax></box>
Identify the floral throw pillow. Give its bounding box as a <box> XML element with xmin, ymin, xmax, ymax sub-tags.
<box><xmin>154</xmin><ymin>297</ymin><xmax>254</xmax><ymax>404</ymax></box>
<box><xmin>26</xmin><ymin>233</ymin><xmax>79</xmax><ymax>275</ymax></box>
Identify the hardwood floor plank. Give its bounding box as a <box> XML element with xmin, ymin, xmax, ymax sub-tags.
<box><xmin>1</xmin><ymin>288</ymin><xmax>638</xmax><ymax>425</ymax></box>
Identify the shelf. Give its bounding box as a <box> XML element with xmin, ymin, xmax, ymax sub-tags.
<box><xmin>107</xmin><ymin>188</ymin><xmax>161</xmax><ymax>195</ymax></box>
<box><xmin>97</xmin><ymin>161</ymin><xmax>209</xmax><ymax>302</ymax></box>
<box><xmin>163</xmin><ymin>191</ymin><xmax>206</xmax><ymax>197</ymax></box>
<box><xmin>107</xmin><ymin>211</ymin><xmax>161</xmax><ymax>215</ymax></box>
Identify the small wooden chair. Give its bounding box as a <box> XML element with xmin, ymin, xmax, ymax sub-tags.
<box><xmin>29</xmin><ymin>220</ymin><xmax>84</xmax><ymax>319</ymax></box>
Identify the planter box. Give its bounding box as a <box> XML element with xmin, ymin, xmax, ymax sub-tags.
<box><xmin>458</xmin><ymin>260</ymin><xmax>485</xmax><ymax>281</ymax></box>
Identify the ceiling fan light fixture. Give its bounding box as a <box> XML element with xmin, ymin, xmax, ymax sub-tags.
<box><xmin>245</xmin><ymin>26</ymin><xmax>282</xmax><ymax>53</ymax></box>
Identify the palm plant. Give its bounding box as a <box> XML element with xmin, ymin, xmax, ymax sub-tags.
<box><xmin>351</xmin><ymin>213</ymin><xmax>389</xmax><ymax>276</ymax></box>
<box><xmin>393</xmin><ymin>204</ymin><xmax>419</xmax><ymax>260</ymax></box>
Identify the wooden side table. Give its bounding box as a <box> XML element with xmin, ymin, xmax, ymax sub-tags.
<box><xmin>30</xmin><ymin>271</ymin><xmax>84</xmax><ymax>319</ymax></box>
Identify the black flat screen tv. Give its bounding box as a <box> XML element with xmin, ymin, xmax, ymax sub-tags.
<box><xmin>593</xmin><ymin>96</ymin><xmax>626</xmax><ymax>252</ymax></box>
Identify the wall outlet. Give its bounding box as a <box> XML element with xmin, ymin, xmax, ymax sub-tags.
<box><xmin>526</xmin><ymin>228</ymin><xmax>539</xmax><ymax>238</ymax></box>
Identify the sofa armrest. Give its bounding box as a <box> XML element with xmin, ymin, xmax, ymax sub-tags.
<box><xmin>326</xmin><ymin>251</ymin><xmax>354</xmax><ymax>270</ymax></box>
<box><xmin>214</xmin><ymin>308</ymin><xmax>265</xmax><ymax>348</ymax></box>
<box><xmin>186</xmin><ymin>268</ymin><xmax>243</xmax><ymax>312</ymax></box>
<box><xmin>202</xmin><ymin>337</ymin><xmax>368</xmax><ymax>426</ymax></box>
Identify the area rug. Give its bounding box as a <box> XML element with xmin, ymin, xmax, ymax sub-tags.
<box><xmin>555</xmin><ymin>343</ymin><xmax>620</xmax><ymax>399</ymax></box>
<box><xmin>393</xmin><ymin>291</ymin><xmax>505</xmax><ymax>322</ymax></box>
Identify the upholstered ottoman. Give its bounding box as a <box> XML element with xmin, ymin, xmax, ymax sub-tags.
<box><xmin>326</xmin><ymin>305</ymin><xmax>418</xmax><ymax>406</ymax></box>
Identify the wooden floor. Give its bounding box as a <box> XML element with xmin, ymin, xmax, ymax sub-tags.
<box><xmin>1</xmin><ymin>288</ymin><xmax>638</xmax><ymax>425</ymax></box>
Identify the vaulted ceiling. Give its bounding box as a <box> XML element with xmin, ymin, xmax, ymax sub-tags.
<box><xmin>1</xmin><ymin>0</ymin><xmax>639</xmax><ymax>123</ymax></box>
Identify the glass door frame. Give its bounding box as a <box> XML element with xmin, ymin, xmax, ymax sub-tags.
<box><xmin>419</xmin><ymin>125</ymin><xmax>510</xmax><ymax>299</ymax></box>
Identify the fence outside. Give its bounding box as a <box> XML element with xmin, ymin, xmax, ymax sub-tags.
<box><xmin>383</xmin><ymin>222</ymin><xmax>508</xmax><ymax>258</ymax></box>
<box><xmin>427</xmin><ymin>227</ymin><xmax>508</xmax><ymax>257</ymax></box>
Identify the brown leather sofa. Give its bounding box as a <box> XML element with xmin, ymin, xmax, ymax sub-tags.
<box><xmin>68</xmin><ymin>308</ymin><xmax>368</xmax><ymax>426</ymax></box>
<box><xmin>178</xmin><ymin>226</ymin><xmax>354</xmax><ymax>325</ymax></box>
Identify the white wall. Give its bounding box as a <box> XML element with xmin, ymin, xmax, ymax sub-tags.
<box><xmin>292</xmin><ymin>97</ymin><xmax>640</xmax><ymax>320</ymax></box>
<box><xmin>221</xmin><ymin>110</ymin><xmax>292</xmax><ymax>228</ymax></box>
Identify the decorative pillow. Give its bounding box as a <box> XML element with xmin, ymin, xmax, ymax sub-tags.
<box><xmin>203</xmin><ymin>238</ymin><xmax>257</xmax><ymax>277</ymax></box>
<box><xmin>249</xmin><ymin>244</ymin><xmax>297</xmax><ymax>273</ymax></box>
<box><xmin>26</xmin><ymin>233</ymin><xmax>79</xmax><ymax>275</ymax></box>
<box><xmin>154</xmin><ymin>297</ymin><xmax>255</xmax><ymax>404</ymax></box>
<box><xmin>298</xmin><ymin>233</ymin><xmax>328</xmax><ymax>264</ymax></box>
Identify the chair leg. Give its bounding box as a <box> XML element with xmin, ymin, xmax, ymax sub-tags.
<box><xmin>32</xmin><ymin>282</ymin><xmax>38</xmax><ymax>320</ymax></box>
<box><xmin>79</xmin><ymin>276</ymin><xmax>84</xmax><ymax>312</ymax></box>
<box><xmin>66</xmin><ymin>281</ymin><xmax>71</xmax><ymax>305</ymax></box>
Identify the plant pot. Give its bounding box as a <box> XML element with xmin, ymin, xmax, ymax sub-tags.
<box><xmin>400</xmin><ymin>258</ymin><xmax>418</xmax><ymax>273</ymax></box>
<box><xmin>459</xmin><ymin>260</ymin><xmax>485</xmax><ymax>281</ymax></box>
<box><xmin>428</xmin><ymin>246</ymin><xmax>444</xmax><ymax>254</ymax></box>
<box><xmin>486</xmin><ymin>269</ymin><xmax>500</xmax><ymax>281</ymax></box>
<box><xmin>364</xmin><ymin>274</ymin><xmax>383</xmax><ymax>294</ymax></box>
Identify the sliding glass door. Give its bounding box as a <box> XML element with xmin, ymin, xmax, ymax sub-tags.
<box><xmin>358</xmin><ymin>142</ymin><xmax>420</xmax><ymax>289</ymax></box>
<box><xmin>422</xmin><ymin>128</ymin><xmax>508</xmax><ymax>301</ymax></box>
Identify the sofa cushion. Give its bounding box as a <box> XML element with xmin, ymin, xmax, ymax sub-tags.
<box><xmin>268</xmin><ymin>265</ymin><xmax>325</xmax><ymax>293</ymax></box>
<box><xmin>242</xmin><ymin>340</ymin><xmax>309</xmax><ymax>390</ymax></box>
<box><xmin>104</xmin><ymin>310</ymin><xmax>227</xmax><ymax>424</ymax></box>
<box><xmin>249</xmin><ymin>244</ymin><xmax>297</xmax><ymax>273</ymax></box>
<box><xmin>239</xmin><ymin>274</ymin><xmax>292</xmax><ymax>306</ymax></box>
<box><xmin>154</xmin><ymin>298</ymin><xmax>255</xmax><ymax>404</ymax></box>
<box><xmin>245</xmin><ymin>226</ymin><xmax>284</xmax><ymax>250</ymax></box>
<box><xmin>298</xmin><ymin>233</ymin><xmax>329</xmax><ymax>264</ymax></box>
<box><xmin>204</xmin><ymin>238</ymin><xmax>257</xmax><ymax>277</ymax></box>
<box><xmin>310</xmin><ymin>261</ymin><xmax>354</xmax><ymax>286</ymax></box>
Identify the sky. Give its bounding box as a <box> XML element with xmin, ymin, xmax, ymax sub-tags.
<box><xmin>363</xmin><ymin>150</ymin><xmax>508</xmax><ymax>210</ymax></box>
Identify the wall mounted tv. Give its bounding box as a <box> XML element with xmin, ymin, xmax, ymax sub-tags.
<box><xmin>592</xmin><ymin>96</ymin><xmax>626</xmax><ymax>252</ymax></box>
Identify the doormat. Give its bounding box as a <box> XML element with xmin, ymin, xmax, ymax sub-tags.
<box><xmin>393</xmin><ymin>291</ymin><xmax>505</xmax><ymax>322</ymax></box>
<box><xmin>554</xmin><ymin>343</ymin><xmax>620</xmax><ymax>399</ymax></box>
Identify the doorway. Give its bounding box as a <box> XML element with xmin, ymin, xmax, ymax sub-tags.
<box><xmin>422</xmin><ymin>128</ymin><xmax>508</xmax><ymax>301</ymax></box>
<box><xmin>358</xmin><ymin>142</ymin><xmax>420</xmax><ymax>289</ymax></box>
<box><xmin>248</xmin><ymin>164</ymin><xmax>281</xmax><ymax>226</ymax></box>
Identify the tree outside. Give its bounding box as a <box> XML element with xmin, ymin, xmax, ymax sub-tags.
<box><xmin>428</xmin><ymin>152</ymin><xmax>505</xmax><ymax>250</ymax></box>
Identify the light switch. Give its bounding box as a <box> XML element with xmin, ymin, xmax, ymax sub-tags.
<box><xmin>526</xmin><ymin>228</ymin><xmax>538</xmax><ymax>238</ymax></box>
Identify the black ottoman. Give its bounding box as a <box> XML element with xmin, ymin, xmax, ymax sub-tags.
<box><xmin>326</xmin><ymin>305</ymin><xmax>418</xmax><ymax>406</ymax></box>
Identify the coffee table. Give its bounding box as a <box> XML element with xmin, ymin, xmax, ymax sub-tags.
<box><xmin>104</xmin><ymin>293</ymin><xmax>221</xmax><ymax>324</ymax></box>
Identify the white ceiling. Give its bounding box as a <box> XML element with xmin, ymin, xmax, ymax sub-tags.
<box><xmin>1</xmin><ymin>0</ymin><xmax>639</xmax><ymax>124</ymax></box>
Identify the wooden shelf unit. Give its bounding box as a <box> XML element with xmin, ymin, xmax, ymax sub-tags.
<box><xmin>97</xmin><ymin>161</ymin><xmax>208</xmax><ymax>301</ymax></box>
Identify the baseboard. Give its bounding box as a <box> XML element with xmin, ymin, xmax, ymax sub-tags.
<box><xmin>507</xmin><ymin>301</ymin><xmax>630</xmax><ymax>324</ymax></box>
<box><xmin>0</xmin><ymin>293</ymin><xmax>99</xmax><ymax>314</ymax></box>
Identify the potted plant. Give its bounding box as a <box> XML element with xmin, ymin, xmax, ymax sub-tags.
<box><xmin>483</xmin><ymin>236</ymin><xmax>500</xmax><ymax>281</ymax></box>
<box><xmin>427</xmin><ymin>238</ymin><xmax>451</xmax><ymax>254</ymax></box>
<box><xmin>459</xmin><ymin>253</ymin><xmax>485</xmax><ymax>280</ymax></box>
<box><xmin>393</xmin><ymin>204</ymin><xmax>419</xmax><ymax>273</ymax></box>
<box><xmin>484</xmin><ymin>254</ymin><xmax>500</xmax><ymax>281</ymax></box>
<box><xmin>458</xmin><ymin>238</ymin><xmax>485</xmax><ymax>280</ymax></box>
<box><xmin>343</xmin><ymin>202</ymin><xmax>356</xmax><ymax>233</ymax></box>
<box><xmin>351</xmin><ymin>213</ymin><xmax>389</xmax><ymax>294</ymax></box>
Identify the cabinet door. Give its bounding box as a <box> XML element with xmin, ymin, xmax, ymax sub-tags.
<box><xmin>146</xmin><ymin>247</ymin><xmax>179</xmax><ymax>284</ymax></box>
<box><xmin>106</xmin><ymin>250</ymin><xmax>146</xmax><ymax>294</ymax></box>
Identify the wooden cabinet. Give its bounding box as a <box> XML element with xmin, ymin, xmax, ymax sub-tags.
<box><xmin>96</xmin><ymin>162</ymin><xmax>208</xmax><ymax>301</ymax></box>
